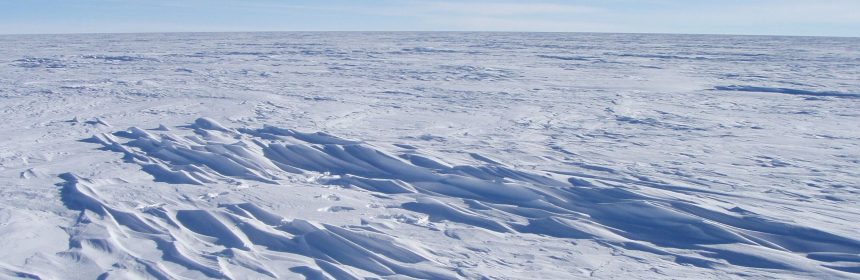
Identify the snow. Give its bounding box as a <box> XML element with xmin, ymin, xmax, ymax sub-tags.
<box><xmin>0</xmin><ymin>32</ymin><xmax>859</xmax><ymax>279</ymax></box>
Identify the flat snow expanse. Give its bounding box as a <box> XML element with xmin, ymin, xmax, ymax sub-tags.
<box><xmin>0</xmin><ymin>32</ymin><xmax>858</xmax><ymax>279</ymax></box>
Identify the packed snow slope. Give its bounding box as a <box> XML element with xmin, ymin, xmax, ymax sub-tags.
<box><xmin>0</xmin><ymin>32</ymin><xmax>858</xmax><ymax>279</ymax></box>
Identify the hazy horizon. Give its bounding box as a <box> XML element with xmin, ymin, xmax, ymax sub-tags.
<box><xmin>2</xmin><ymin>0</ymin><xmax>859</xmax><ymax>37</ymax></box>
<box><xmin>3</xmin><ymin>30</ymin><xmax>860</xmax><ymax>39</ymax></box>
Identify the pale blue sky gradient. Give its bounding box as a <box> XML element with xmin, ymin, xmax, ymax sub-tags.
<box><xmin>2</xmin><ymin>0</ymin><xmax>858</xmax><ymax>36</ymax></box>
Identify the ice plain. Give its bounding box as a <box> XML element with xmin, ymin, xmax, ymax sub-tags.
<box><xmin>0</xmin><ymin>32</ymin><xmax>859</xmax><ymax>279</ymax></box>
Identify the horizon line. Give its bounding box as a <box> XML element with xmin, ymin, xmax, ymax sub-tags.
<box><xmin>1</xmin><ymin>30</ymin><xmax>857</xmax><ymax>39</ymax></box>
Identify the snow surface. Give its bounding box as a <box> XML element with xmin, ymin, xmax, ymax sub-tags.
<box><xmin>0</xmin><ymin>32</ymin><xmax>859</xmax><ymax>279</ymax></box>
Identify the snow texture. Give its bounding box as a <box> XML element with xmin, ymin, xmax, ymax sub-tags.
<box><xmin>0</xmin><ymin>32</ymin><xmax>858</xmax><ymax>279</ymax></box>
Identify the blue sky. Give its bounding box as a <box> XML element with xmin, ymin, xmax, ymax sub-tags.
<box><xmin>1</xmin><ymin>0</ymin><xmax>858</xmax><ymax>36</ymax></box>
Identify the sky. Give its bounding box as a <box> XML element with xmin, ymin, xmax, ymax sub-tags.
<box><xmin>1</xmin><ymin>0</ymin><xmax>859</xmax><ymax>37</ymax></box>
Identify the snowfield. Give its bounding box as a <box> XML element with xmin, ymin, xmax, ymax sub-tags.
<box><xmin>0</xmin><ymin>32</ymin><xmax>858</xmax><ymax>279</ymax></box>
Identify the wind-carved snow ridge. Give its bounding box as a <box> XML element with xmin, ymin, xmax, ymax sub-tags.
<box><xmin>714</xmin><ymin>85</ymin><xmax>860</xmax><ymax>98</ymax></box>
<box><xmin>73</xmin><ymin>117</ymin><xmax>860</xmax><ymax>278</ymax></box>
<box><xmin>55</xmin><ymin>173</ymin><xmax>455</xmax><ymax>280</ymax></box>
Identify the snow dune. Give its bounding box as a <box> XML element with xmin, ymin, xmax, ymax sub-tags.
<box><xmin>41</xmin><ymin>117</ymin><xmax>855</xmax><ymax>278</ymax></box>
